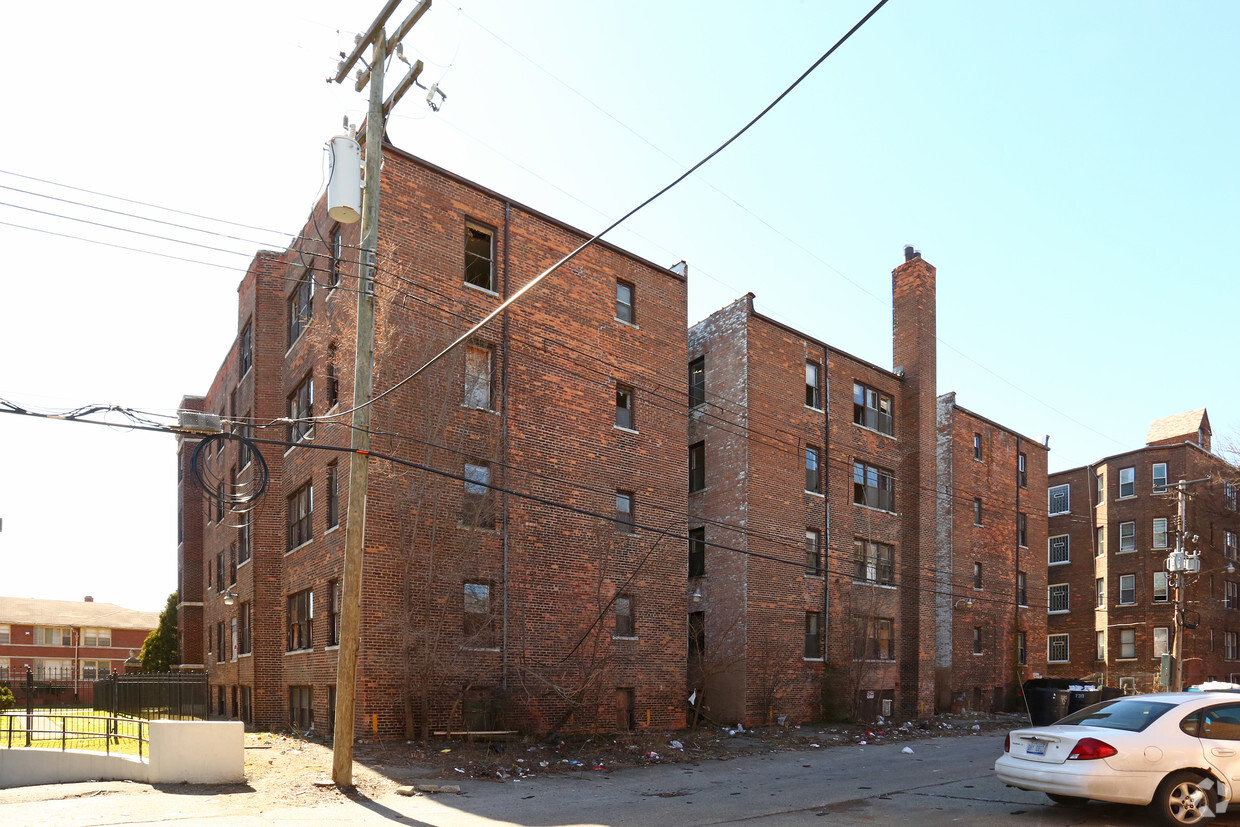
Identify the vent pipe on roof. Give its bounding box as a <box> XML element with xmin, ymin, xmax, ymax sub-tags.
<box><xmin>903</xmin><ymin>244</ymin><xmax>921</xmax><ymax>262</ymax></box>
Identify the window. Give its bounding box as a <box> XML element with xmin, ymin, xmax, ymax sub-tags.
<box><xmin>973</xmin><ymin>561</ymin><xmax>983</xmax><ymax>590</ymax></box>
<box><xmin>328</xmin><ymin>580</ymin><xmax>341</xmax><ymax>646</ymax></box>
<box><xmin>1152</xmin><ymin>462</ymin><xmax>1168</xmax><ymax>494</ymax></box>
<box><xmin>237</xmin><ymin>521</ymin><xmax>251</xmax><ymax>565</ymax></box>
<box><xmin>1153</xmin><ymin>518</ymin><xmax>1169</xmax><ymax>550</ymax></box>
<box><xmin>464</xmin><ymin>223</ymin><xmax>495</xmax><ymax>291</ymax></box>
<box><xmin>855</xmin><ymin>618</ymin><xmax>895</xmax><ymax>660</ymax></box>
<box><xmin>973</xmin><ymin>433</ymin><xmax>982</xmax><ymax>461</ymax></box>
<box><xmin>1154</xmin><ymin>571</ymin><xmax>1169</xmax><ymax>603</ymax></box>
<box><xmin>1048</xmin><ymin>634</ymin><xmax>1069</xmax><ymax>663</ymax></box>
<box><xmin>1119</xmin><ymin>574</ymin><xmax>1136</xmax><ymax>605</ymax></box>
<box><xmin>1119</xmin><ymin>466</ymin><xmax>1135</xmax><ymax>498</ymax></box>
<box><xmin>1227</xmin><ymin>632</ymin><xmax>1239</xmax><ymax>661</ymax></box>
<box><xmin>688</xmin><ymin>527</ymin><xmax>705</xmax><ymax>578</ymax></box>
<box><xmin>805</xmin><ymin>362</ymin><xmax>822</xmax><ymax>409</ymax></box>
<box><xmin>33</xmin><ymin>627</ymin><xmax>71</xmax><ymax>646</ymax></box>
<box><xmin>1154</xmin><ymin>627</ymin><xmax>1169</xmax><ymax>658</ymax></box>
<box><xmin>286</xmin><ymin>589</ymin><xmax>313</xmax><ymax>651</ymax></box>
<box><xmin>1229</xmin><ymin>531</ymin><xmax>1239</xmax><ymax>561</ymax></box>
<box><xmin>1017</xmin><ymin>572</ymin><xmax>1028</xmax><ymax>606</ymax></box>
<box><xmin>614</xmin><ymin>594</ymin><xmax>635</xmax><ymax>637</ymax></box>
<box><xmin>1095</xmin><ymin>577</ymin><xmax>1105</xmax><ymax>608</ymax></box>
<box><xmin>463</xmin><ymin>582</ymin><xmax>495</xmax><ymax>646</ymax></box>
<box><xmin>805</xmin><ymin>612</ymin><xmax>822</xmax><ymax>659</ymax></box>
<box><xmin>33</xmin><ymin>659</ymin><xmax>74</xmax><ymax>679</ymax></box>
<box><xmin>465</xmin><ymin>344</ymin><xmax>493</xmax><ymax>409</ymax></box>
<box><xmin>82</xmin><ymin>628</ymin><xmax>111</xmax><ymax>647</ymax></box>
<box><xmin>687</xmin><ymin>442</ymin><xmax>705</xmax><ymax>492</ymax></box>
<box><xmin>854</xmin><ymin>538</ymin><xmax>894</xmax><ymax>585</ymax></box>
<box><xmin>81</xmin><ymin>660</ymin><xmax>110</xmax><ymax>680</ymax></box>
<box><xmin>216</xmin><ymin>622</ymin><xmax>225</xmax><ymax>659</ymax></box>
<box><xmin>289</xmin><ymin>686</ymin><xmax>312</xmax><ymax>731</ymax></box>
<box><xmin>1048</xmin><ymin>484</ymin><xmax>1070</xmax><ymax>516</ymax></box>
<box><xmin>1017</xmin><ymin>631</ymin><xmax>1027</xmax><ymax>664</ymax></box>
<box><xmin>1120</xmin><ymin>628</ymin><xmax>1136</xmax><ymax>659</ymax></box>
<box><xmin>287</xmin><ymin>482</ymin><xmax>313</xmax><ymax>550</ymax></box>
<box><xmin>973</xmin><ymin>498</ymin><xmax>982</xmax><ymax>526</ymax></box>
<box><xmin>325</xmin><ymin>351</ymin><xmax>340</xmax><ymax>411</ymax></box>
<box><xmin>805</xmin><ymin>446</ymin><xmax>821</xmax><ymax>494</ymax></box>
<box><xmin>1049</xmin><ymin>534</ymin><xmax>1070</xmax><ymax>565</ymax></box>
<box><xmin>805</xmin><ymin>529</ymin><xmax>823</xmax><ymax>576</ymax></box>
<box><xmin>1049</xmin><ymin>584</ymin><xmax>1069</xmax><ymax>613</ymax></box>
<box><xmin>615</xmin><ymin>279</ymin><xmax>635</xmax><ymax>324</ymax></box>
<box><xmin>288</xmin><ymin>270</ymin><xmax>313</xmax><ymax>346</ymax></box>
<box><xmin>1119</xmin><ymin>521</ymin><xmax>1136</xmax><ymax>552</ymax></box>
<box><xmin>1018</xmin><ymin>452</ymin><xmax>1028</xmax><ymax>488</ymax></box>
<box><xmin>0</xmin><ymin>625</ymin><xmax>8</xmax><ymax>645</ymax></box>
<box><xmin>239</xmin><ymin>322</ymin><xmax>253</xmax><ymax>377</ymax></box>
<box><xmin>1096</xmin><ymin>526</ymin><xmax>1106</xmax><ymax>557</ymax></box>
<box><xmin>328</xmin><ymin>224</ymin><xmax>342</xmax><ymax>288</ymax></box>
<box><xmin>1227</xmin><ymin>482</ymin><xmax>1238</xmax><ymax>511</ymax></box>
<box><xmin>216</xmin><ymin>553</ymin><xmax>225</xmax><ymax>592</ymax></box>
<box><xmin>289</xmin><ymin>375</ymin><xmax>314</xmax><ymax>443</ymax></box>
<box><xmin>616</xmin><ymin>491</ymin><xmax>634</xmax><ymax>533</ymax></box>
<box><xmin>614</xmin><ymin>383</ymin><xmax>634</xmax><ymax>430</ymax></box>
<box><xmin>239</xmin><ymin>602</ymin><xmax>251</xmax><ymax>655</ymax></box>
<box><xmin>688</xmin><ymin>612</ymin><xmax>705</xmax><ymax>662</ymax></box>
<box><xmin>239</xmin><ymin>414</ymin><xmax>253</xmax><ymax>469</ymax></box>
<box><xmin>1017</xmin><ymin>513</ymin><xmax>1028</xmax><ymax>547</ymax></box>
<box><xmin>853</xmin><ymin>461</ymin><xmax>894</xmax><ymax>511</ymax></box>
<box><xmin>462</xmin><ymin>462</ymin><xmax>494</xmax><ymax>528</ymax></box>
<box><xmin>326</xmin><ymin>462</ymin><xmax>339</xmax><ymax>529</ymax></box>
<box><xmin>853</xmin><ymin>382</ymin><xmax>893</xmax><ymax>435</ymax></box>
<box><xmin>1096</xmin><ymin>630</ymin><xmax>1106</xmax><ymax>660</ymax></box>
<box><xmin>688</xmin><ymin>357</ymin><xmax>705</xmax><ymax>408</ymax></box>
<box><xmin>1227</xmin><ymin>581</ymin><xmax>1239</xmax><ymax>610</ymax></box>
<box><xmin>973</xmin><ymin>627</ymin><xmax>983</xmax><ymax>655</ymax></box>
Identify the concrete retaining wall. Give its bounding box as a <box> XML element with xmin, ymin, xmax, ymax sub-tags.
<box><xmin>0</xmin><ymin>720</ymin><xmax>244</xmax><ymax>788</ymax></box>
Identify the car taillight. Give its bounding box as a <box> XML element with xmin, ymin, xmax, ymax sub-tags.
<box><xmin>1067</xmin><ymin>737</ymin><xmax>1118</xmax><ymax>760</ymax></box>
<box><xmin>1004</xmin><ymin>734</ymin><xmax>1010</xmax><ymax>752</ymax></box>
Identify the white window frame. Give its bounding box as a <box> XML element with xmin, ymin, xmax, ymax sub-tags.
<box><xmin>1153</xmin><ymin>518</ymin><xmax>1169</xmax><ymax>550</ymax></box>
<box><xmin>1048</xmin><ymin>583</ymin><xmax>1069</xmax><ymax>614</ymax></box>
<box><xmin>1228</xmin><ymin>530</ymin><xmax>1238</xmax><ymax>561</ymax></box>
<box><xmin>1119</xmin><ymin>574</ymin><xmax>1136</xmax><ymax>605</ymax></box>
<box><xmin>1119</xmin><ymin>628</ymin><xmax>1136</xmax><ymax>660</ymax></box>
<box><xmin>1227</xmin><ymin>632</ymin><xmax>1239</xmax><ymax>661</ymax></box>
<box><xmin>1048</xmin><ymin>484</ymin><xmax>1070</xmax><ymax>516</ymax></box>
<box><xmin>1152</xmin><ymin>462</ymin><xmax>1168</xmax><ymax>494</ymax></box>
<box><xmin>1154</xmin><ymin>571</ymin><xmax>1169</xmax><ymax>603</ymax></box>
<box><xmin>1048</xmin><ymin>534</ymin><xmax>1070</xmax><ymax>565</ymax></box>
<box><xmin>1119</xmin><ymin>521</ymin><xmax>1136</xmax><ymax>552</ymax></box>
<box><xmin>1154</xmin><ymin>627</ymin><xmax>1170</xmax><ymax>658</ymax></box>
<box><xmin>1048</xmin><ymin>634</ymin><xmax>1069</xmax><ymax>663</ymax></box>
<box><xmin>1119</xmin><ymin>466</ymin><xmax>1135</xmax><ymax>499</ymax></box>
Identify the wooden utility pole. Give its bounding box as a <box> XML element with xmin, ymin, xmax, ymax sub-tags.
<box><xmin>330</xmin><ymin>0</ymin><xmax>432</xmax><ymax>787</ymax></box>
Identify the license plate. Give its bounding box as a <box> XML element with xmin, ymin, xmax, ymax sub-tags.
<box><xmin>1026</xmin><ymin>742</ymin><xmax>1047</xmax><ymax>756</ymax></box>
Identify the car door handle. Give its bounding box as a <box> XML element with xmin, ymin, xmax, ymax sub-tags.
<box><xmin>1212</xmin><ymin>748</ymin><xmax>1237</xmax><ymax>757</ymax></box>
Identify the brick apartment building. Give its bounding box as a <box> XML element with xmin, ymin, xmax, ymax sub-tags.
<box><xmin>0</xmin><ymin>596</ymin><xmax>157</xmax><ymax>705</ymax></box>
<box><xmin>1046</xmin><ymin>409</ymin><xmax>1240</xmax><ymax>691</ymax></box>
<box><xmin>685</xmin><ymin>249</ymin><xmax>1047</xmax><ymax>724</ymax></box>
<box><xmin>177</xmin><ymin>142</ymin><xmax>690</xmax><ymax>737</ymax></box>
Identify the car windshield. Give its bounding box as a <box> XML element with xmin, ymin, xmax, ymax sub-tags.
<box><xmin>1055</xmin><ymin>699</ymin><xmax>1176</xmax><ymax>732</ymax></box>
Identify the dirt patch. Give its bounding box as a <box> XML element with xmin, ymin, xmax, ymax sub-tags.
<box><xmin>241</xmin><ymin>711</ymin><xmax>1022</xmax><ymax>806</ymax></box>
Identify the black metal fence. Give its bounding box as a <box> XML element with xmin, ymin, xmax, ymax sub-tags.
<box><xmin>93</xmin><ymin>672</ymin><xmax>208</xmax><ymax>721</ymax></box>
<box><xmin>0</xmin><ymin>666</ymin><xmax>83</xmax><ymax>709</ymax></box>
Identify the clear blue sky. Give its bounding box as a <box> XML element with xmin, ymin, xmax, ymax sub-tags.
<box><xmin>1</xmin><ymin>1</ymin><xmax>1237</xmax><ymax>612</ymax></box>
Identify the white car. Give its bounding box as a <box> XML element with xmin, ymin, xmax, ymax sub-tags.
<box><xmin>996</xmin><ymin>691</ymin><xmax>1240</xmax><ymax>825</ymax></box>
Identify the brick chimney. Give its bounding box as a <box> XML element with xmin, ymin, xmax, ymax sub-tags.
<box><xmin>892</xmin><ymin>247</ymin><xmax>937</xmax><ymax>717</ymax></box>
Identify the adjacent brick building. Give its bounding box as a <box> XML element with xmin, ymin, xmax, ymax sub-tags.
<box><xmin>1046</xmin><ymin>409</ymin><xmax>1240</xmax><ymax>691</ymax></box>
<box><xmin>177</xmin><ymin>142</ymin><xmax>690</xmax><ymax>737</ymax></box>
<box><xmin>0</xmin><ymin>596</ymin><xmax>157</xmax><ymax>705</ymax></box>
<box><xmin>686</xmin><ymin>249</ymin><xmax>1047</xmax><ymax>724</ymax></box>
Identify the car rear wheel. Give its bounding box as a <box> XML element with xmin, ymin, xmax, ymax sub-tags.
<box><xmin>1046</xmin><ymin>793</ymin><xmax>1087</xmax><ymax>805</ymax></box>
<box><xmin>1150</xmin><ymin>771</ymin><xmax>1217</xmax><ymax>826</ymax></box>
